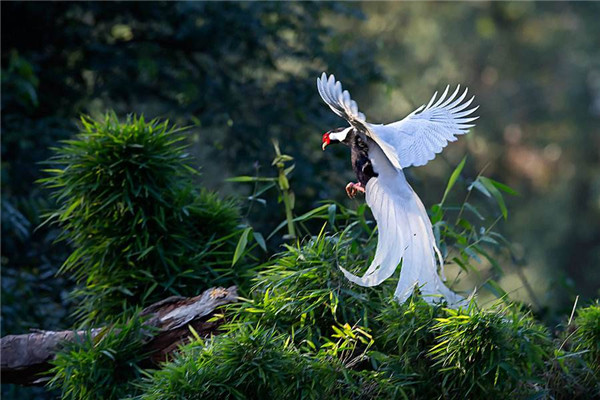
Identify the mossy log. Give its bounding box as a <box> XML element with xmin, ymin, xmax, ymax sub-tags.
<box><xmin>1</xmin><ymin>286</ymin><xmax>238</xmax><ymax>386</ymax></box>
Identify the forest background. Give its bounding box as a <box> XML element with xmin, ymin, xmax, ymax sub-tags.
<box><xmin>1</xmin><ymin>2</ymin><xmax>599</xmax><ymax>396</ymax></box>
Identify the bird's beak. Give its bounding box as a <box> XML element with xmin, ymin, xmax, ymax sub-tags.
<box><xmin>322</xmin><ymin>132</ymin><xmax>331</xmax><ymax>151</ymax></box>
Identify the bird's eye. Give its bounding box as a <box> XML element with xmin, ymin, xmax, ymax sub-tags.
<box><xmin>322</xmin><ymin>132</ymin><xmax>331</xmax><ymax>144</ymax></box>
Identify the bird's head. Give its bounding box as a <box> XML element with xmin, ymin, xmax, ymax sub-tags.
<box><xmin>322</xmin><ymin>127</ymin><xmax>353</xmax><ymax>151</ymax></box>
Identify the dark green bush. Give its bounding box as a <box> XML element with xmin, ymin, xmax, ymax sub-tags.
<box><xmin>232</xmin><ymin>228</ymin><xmax>390</xmax><ymax>348</ymax></box>
<box><xmin>40</xmin><ymin>114</ymin><xmax>243</xmax><ymax>324</ymax></box>
<box><xmin>572</xmin><ymin>302</ymin><xmax>600</xmax><ymax>370</ymax></box>
<box><xmin>34</xmin><ymin>117</ymin><xmax>599</xmax><ymax>399</ymax></box>
<box><xmin>429</xmin><ymin>305</ymin><xmax>550</xmax><ymax>397</ymax></box>
<box><xmin>137</xmin><ymin>324</ymin><xmax>405</xmax><ymax>400</ymax></box>
<box><xmin>48</xmin><ymin>315</ymin><xmax>151</xmax><ymax>400</ymax></box>
<box><xmin>545</xmin><ymin>301</ymin><xmax>600</xmax><ymax>398</ymax></box>
<box><xmin>137</xmin><ymin>326</ymin><xmax>315</xmax><ymax>400</ymax></box>
<box><xmin>369</xmin><ymin>298</ymin><xmax>444</xmax><ymax>396</ymax></box>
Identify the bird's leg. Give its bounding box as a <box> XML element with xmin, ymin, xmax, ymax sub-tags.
<box><xmin>345</xmin><ymin>182</ymin><xmax>365</xmax><ymax>198</ymax></box>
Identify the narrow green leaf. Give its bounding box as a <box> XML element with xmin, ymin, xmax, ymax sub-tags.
<box><xmin>441</xmin><ymin>156</ymin><xmax>466</xmax><ymax>205</ymax></box>
<box><xmin>484</xmin><ymin>280</ymin><xmax>509</xmax><ymax>301</ymax></box>
<box><xmin>464</xmin><ymin>203</ymin><xmax>485</xmax><ymax>220</ymax></box>
<box><xmin>327</xmin><ymin>203</ymin><xmax>337</xmax><ymax>228</ymax></box>
<box><xmin>188</xmin><ymin>325</ymin><xmax>202</xmax><ymax>342</ymax></box>
<box><xmin>283</xmin><ymin>164</ymin><xmax>295</xmax><ymax>176</ymax></box>
<box><xmin>278</xmin><ymin>174</ymin><xmax>289</xmax><ymax>190</ymax></box>
<box><xmin>271</xmin><ymin>154</ymin><xmax>293</xmax><ymax>166</ymax></box>
<box><xmin>60</xmin><ymin>198</ymin><xmax>82</xmax><ymax>221</ymax></box>
<box><xmin>479</xmin><ymin>177</ymin><xmax>508</xmax><ymax>219</ymax></box>
<box><xmin>487</xmin><ymin>178</ymin><xmax>520</xmax><ymax>196</ymax></box>
<box><xmin>357</xmin><ymin>203</ymin><xmax>372</xmax><ymax>235</ymax></box>
<box><xmin>253</xmin><ymin>182</ymin><xmax>276</xmax><ymax>197</ymax></box>
<box><xmin>252</xmin><ymin>231</ymin><xmax>267</xmax><ymax>252</ymax></box>
<box><xmin>469</xmin><ymin>179</ymin><xmax>491</xmax><ymax>197</ymax></box>
<box><xmin>431</xmin><ymin>203</ymin><xmax>443</xmax><ymax>224</ymax></box>
<box><xmin>137</xmin><ymin>246</ymin><xmax>155</xmax><ymax>260</ymax></box>
<box><xmin>100</xmin><ymin>350</ymin><xmax>116</xmax><ymax>361</ymax></box>
<box><xmin>232</xmin><ymin>227</ymin><xmax>252</xmax><ymax>267</ymax></box>
<box><xmin>226</xmin><ymin>176</ymin><xmax>276</xmax><ymax>183</ymax></box>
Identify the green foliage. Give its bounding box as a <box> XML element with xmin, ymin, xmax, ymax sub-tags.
<box><xmin>429</xmin><ymin>304</ymin><xmax>550</xmax><ymax>397</ymax></box>
<box><xmin>1</xmin><ymin>49</ymin><xmax>77</xmax><ymax>341</ymax></box>
<box><xmin>40</xmin><ymin>114</ymin><xmax>242</xmax><ymax>324</ymax></box>
<box><xmin>232</xmin><ymin>227</ymin><xmax>386</xmax><ymax>348</ymax></box>
<box><xmin>32</xmin><ymin>150</ymin><xmax>599</xmax><ymax>399</ymax></box>
<box><xmin>48</xmin><ymin>314</ymin><xmax>151</xmax><ymax>400</ymax></box>
<box><xmin>137</xmin><ymin>326</ymin><xmax>311</xmax><ymax>400</ymax></box>
<box><xmin>572</xmin><ymin>302</ymin><xmax>600</xmax><ymax>370</ymax></box>
<box><xmin>431</xmin><ymin>159</ymin><xmax>523</xmax><ymax>300</ymax></box>
<box><xmin>4</xmin><ymin>4</ymin><xmax>600</xmax><ymax>354</ymax></box>
<box><xmin>3</xmin><ymin>3</ymin><xmax>600</xmax><ymax>399</ymax></box>
<box><xmin>531</xmin><ymin>302</ymin><xmax>600</xmax><ymax>398</ymax></box>
<box><xmin>373</xmin><ymin>298</ymin><xmax>443</xmax><ymax>379</ymax></box>
<box><xmin>189</xmin><ymin>189</ymin><xmax>241</xmax><ymax>243</ymax></box>
<box><xmin>137</xmin><ymin>324</ymin><xmax>403</xmax><ymax>400</ymax></box>
<box><xmin>272</xmin><ymin>140</ymin><xmax>297</xmax><ymax>240</ymax></box>
<box><xmin>139</xmin><ymin>231</ymin><xmax>584</xmax><ymax>399</ymax></box>
<box><xmin>1</xmin><ymin>51</ymin><xmax>39</xmax><ymax>109</ymax></box>
<box><xmin>1</xmin><ymin>2</ymin><xmax>381</xmax><ymax>348</ymax></box>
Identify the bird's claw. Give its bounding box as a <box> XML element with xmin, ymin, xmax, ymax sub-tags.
<box><xmin>345</xmin><ymin>182</ymin><xmax>365</xmax><ymax>198</ymax></box>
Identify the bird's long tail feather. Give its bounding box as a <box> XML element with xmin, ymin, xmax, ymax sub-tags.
<box><xmin>339</xmin><ymin>177</ymin><xmax>464</xmax><ymax>307</ymax></box>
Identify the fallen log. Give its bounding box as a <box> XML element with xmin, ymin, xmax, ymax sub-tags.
<box><xmin>1</xmin><ymin>286</ymin><xmax>238</xmax><ymax>386</ymax></box>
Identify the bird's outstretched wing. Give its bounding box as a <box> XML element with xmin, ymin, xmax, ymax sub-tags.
<box><xmin>317</xmin><ymin>72</ymin><xmax>368</xmax><ymax>130</ymax></box>
<box><xmin>371</xmin><ymin>85</ymin><xmax>479</xmax><ymax>168</ymax></box>
<box><xmin>317</xmin><ymin>73</ymin><xmax>402</xmax><ymax>169</ymax></box>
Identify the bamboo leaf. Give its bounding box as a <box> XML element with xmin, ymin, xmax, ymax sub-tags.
<box><xmin>252</xmin><ymin>231</ymin><xmax>267</xmax><ymax>252</ymax></box>
<box><xmin>479</xmin><ymin>177</ymin><xmax>508</xmax><ymax>219</ymax></box>
<box><xmin>226</xmin><ymin>176</ymin><xmax>276</xmax><ymax>183</ymax></box>
<box><xmin>327</xmin><ymin>203</ymin><xmax>337</xmax><ymax>228</ymax></box>
<box><xmin>232</xmin><ymin>227</ymin><xmax>252</xmax><ymax>267</ymax></box>
<box><xmin>484</xmin><ymin>280</ymin><xmax>509</xmax><ymax>301</ymax></box>
<box><xmin>469</xmin><ymin>179</ymin><xmax>491</xmax><ymax>198</ymax></box>
<box><xmin>487</xmin><ymin>178</ymin><xmax>520</xmax><ymax>196</ymax></box>
<box><xmin>441</xmin><ymin>156</ymin><xmax>466</xmax><ymax>205</ymax></box>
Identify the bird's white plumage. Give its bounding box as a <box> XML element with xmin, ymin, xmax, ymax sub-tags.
<box><xmin>317</xmin><ymin>72</ymin><xmax>367</xmax><ymax>126</ymax></box>
<box><xmin>317</xmin><ymin>73</ymin><xmax>478</xmax><ymax>170</ymax></box>
<box><xmin>339</xmin><ymin>142</ymin><xmax>464</xmax><ymax>306</ymax></box>
<box><xmin>371</xmin><ymin>85</ymin><xmax>479</xmax><ymax>168</ymax></box>
<box><xmin>317</xmin><ymin>73</ymin><xmax>403</xmax><ymax>170</ymax></box>
<box><xmin>317</xmin><ymin>72</ymin><xmax>476</xmax><ymax>306</ymax></box>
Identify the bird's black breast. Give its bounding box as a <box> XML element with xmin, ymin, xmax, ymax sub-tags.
<box><xmin>350</xmin><ymin>134</ymin><xmax>377</xmax><ymax>186</ymax></box>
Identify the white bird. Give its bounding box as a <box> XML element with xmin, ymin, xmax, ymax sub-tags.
<box><xmin>318</xmin><ymin>73</ymin><xmax>478</xmax><ymax>306</ymax></box>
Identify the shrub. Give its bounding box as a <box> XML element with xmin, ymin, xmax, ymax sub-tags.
<box><xmin>137</xmin><ymin>326</ymin><xmax>320</xmax><ymax>400</ymax></box>
<box><xmin>38</xmin><ymin>127</ymin><xmax>600</xmax><ymax>399</ymax></box>
<box><xmin>48</xmin><ymin>315</ymin><xmax>151</xmax><ymax>400</ymax></box>
<box><xmin>369</xmin><ymin>298</ymin><xmax>444</xmax><ymax>397</ymax></box>
<box><xmin>40</xmin><ymin>114</ymin><xmax>242</xmax><ymax>324</ymax></box>
<box><xmin>429</xmin><ymin>304</ymin><xmax>550</xmax><ymax>397</ymax></box>
<box><xmin>572</xmin><ymin>302</ymin><xmax>600</xmax><ymax>370</ymax></box>
<box><xmin>231</xmin><ymin>227</ymin><xmax>390</xmax><ymax>348</ymax></box>
<box><xmin>137</xmin><ymin>324</ymin><xmax>404</xmax><ymax>400</ymax></box>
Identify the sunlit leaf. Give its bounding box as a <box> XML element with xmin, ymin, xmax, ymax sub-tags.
<box><xmin>226</xmin><ymin>176</ymin><xmax>276</xmax><ymax>182</ymax></box>
<box><xmin>441</xmin><ymin>156</ymin><xmax>466</xmax><ymax>205</ymax></box>
<box><xmin>232</xmin><ymin>227</ymin><xmax>252</xmax><ymax>266</ymax></box>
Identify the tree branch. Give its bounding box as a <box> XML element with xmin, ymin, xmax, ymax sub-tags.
<box><xmin>1</xmin><ymin>286</ymin><xmax>238</xmax><ymax>386</ymax></box>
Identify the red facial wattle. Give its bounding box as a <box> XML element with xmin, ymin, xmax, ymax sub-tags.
<box><xmin>322</xmin><ymin>132</ymin><xmax>331</xmax><ymax>150</ymax></box>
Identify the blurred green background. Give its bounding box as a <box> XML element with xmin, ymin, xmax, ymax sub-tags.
<box><xmin>2</xmin><ymin>1</ymin><xmax>599</xmax><ymax>337</ymax></box>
